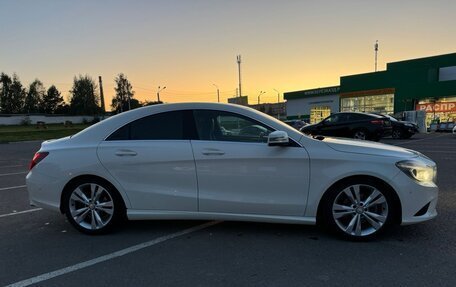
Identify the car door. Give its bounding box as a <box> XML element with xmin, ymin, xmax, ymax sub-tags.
<box><xmin>319</xmin><ymin>114</ymin><xmax>346</xmax><ymax>137</ymax></box>
<box><xmin>191</xmin><ymin>109</ymin><xmax>310</xmax><ymax>216</ymax></box>
<box><xmin>97</xmin><ymin>110</ymin><xmax>198</xmax><ymax>211</ymax></box>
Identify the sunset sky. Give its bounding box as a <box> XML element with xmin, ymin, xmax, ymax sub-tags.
<box><xmin>1</xmin><ymin>0</ymin><xmax>455</xmax><ymax>109</ymax></box>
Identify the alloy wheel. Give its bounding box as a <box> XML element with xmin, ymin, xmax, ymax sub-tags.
<box><xmin>69</xmin><ymin>183</ymin><xmax>115</xmax><ymax>230</ymax></box>
<box><xmin>353</xmin><ymin>131</ymin><xmax>366</xmax><ymax>140</ymax></box>
<box><xmin>332</xmin><ymin>184</ymin><xmax>388</xmax><ymax>237</ymax></box>
<box><xmin>392</xmin><ymin>130</ymin><xmax>401</xmax><ymax>139</ymax></box>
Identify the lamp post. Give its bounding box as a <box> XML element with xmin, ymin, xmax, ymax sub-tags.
<box><xmin>213</xmin><ymin>83</ymin><xmax>220</xmax><ymax>103</ymax></box>
<box><xmin>157</xmin><ymin>86</ymin><xmax>166</xmax><ymax>102</ymax></box>
<box><xmin>274</xmin><ymin>89</ymin><xmax>281</xmax><ymax>119</ymax></box>
<box><xmin>273</xmin><ymin>89</ymin><xmax>280</xmax><ymax>103</ymax></box>
<box><xmin>258</xmin><ymin>91</ymin><xmax>266</xmax><ymax>105</ymax></box>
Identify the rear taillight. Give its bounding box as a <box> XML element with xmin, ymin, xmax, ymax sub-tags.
<box><xmin>29</xmin><ymin>152</ymin><xmax>49</xmax><ymax>170</ymax></box>
<box><xmin>370</xmin><ymin>120</ymin><xmax>384</xmax><ymax>125</ymax></box>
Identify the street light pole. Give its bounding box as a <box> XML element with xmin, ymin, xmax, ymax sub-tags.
<box><xmin>213</xmin><ymin>83</ymin><xmax>220</xmax><ymax>103</ymax></box>
<box><xmin>258</xmin><ymin>91</ymin><xmax>266</xmax><ymax>105</ymax></box>
<box><xmin>157</xmin><ymin>86</ymin><xmax>166</xmax><ymax>102</ymax></box>
<box><xmin>273</xmin><ymin>89</ymin><xmax>280</xmax><ymax>103</ymax></box>
<box><xmin>274</xmin><ymin>89</ymin><xmax>281</xmax><ymax>119</ymax></box>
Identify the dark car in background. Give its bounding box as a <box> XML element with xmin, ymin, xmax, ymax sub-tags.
<box><xmin>300</xmin><ymin>112</ymin><xmax>392</xmax><ymax>141</ymax></box>
<box><xmin>379</xmin><ymin>114</ymin><xmax>419</xmax><ymax>139</ymax></box>
<box><xmin>283</xmin><ymin>119</ymin><xmax>307</xmax><ymax>130</ymax></box>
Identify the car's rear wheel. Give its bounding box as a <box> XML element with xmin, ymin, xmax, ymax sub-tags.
<box><xmin>353</xmin><ymin>130</ymin><xmax>367</xmax><ymax>140</ymax></box>
<box><xmin>63</xmin><ymin>178</ymin><xmax>125</xmax><ymax>234</ymax></box>
<box><xmin>321</xmin><ymin>179</ymin><xmax>397</xmax><ymax>240</ymax></box>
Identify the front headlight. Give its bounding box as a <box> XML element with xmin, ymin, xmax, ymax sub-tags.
<box><xmin>404</xmin><ymin>123</ymin><xmax>414</xmax><ymax>127</ymax></box>
<box><xmin>396</xmin><ymin>160</ymin><xmax>437</xmax><ymax>183</ymax></box>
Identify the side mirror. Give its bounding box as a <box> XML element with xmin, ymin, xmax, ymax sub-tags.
<box><xmin>268</xmin><ymin>131</ymin><xmax>289</xmax><ymax>146</ymax></box>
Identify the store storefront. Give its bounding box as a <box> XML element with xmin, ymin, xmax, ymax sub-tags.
<box><xmin>416</xmin><ymin>97</ymin><xmax>456</xmax><ymax>126</ymax></box>
<box><xmin>284</xmin><ymin>86</ymin><xmax>339</xmax><ymax>123</ymax></box>
<box><xmin>339</xmin><ymin>53</ymin><xmax>456</xmax><ymax>127</ymax></box>
<box><xmin>340</xmin><ymin>88</ymin><xmax>395</xmax><ymax>115</ymax></box>
<box><xmin>285</xmin><ymin>53</ymin><xmax>456</xmax><ymax>128</ymax></box>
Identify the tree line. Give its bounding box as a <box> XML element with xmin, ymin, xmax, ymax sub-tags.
<box><xmin>0</xmin><ymin>72</ymin><xmax>161</xmax><ymax>116</ymax></box>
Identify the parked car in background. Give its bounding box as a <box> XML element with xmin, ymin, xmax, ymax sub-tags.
<box><xmin>453</xmin><ymin>125</ymin><xmax>456</xmax><ymax>135</ymax></box>
<box><xmin>378</xmin><ymin>114</ymin><xmax>419</xmax><ymax>139</ymax></box>
<box><xmin>300</xmin><ymin>112</ymin><xmax>392</xmax><ymax>141</ymax></box>
<box><xmin>26</xmin><ymin>103</ymin><xmax>438</xmax><ymax>240</ymax></box>
<box><xmin>284</xmin><ymin>119</ymin><xmax>307</xmax><ymax>130</ymax></box>
<box><xmin>445</xmin><ymin>122</ymin><xmax>455</xmax><ymax>133</ymax></box>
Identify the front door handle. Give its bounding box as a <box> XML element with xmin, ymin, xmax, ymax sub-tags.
<box><xmin>202</xmin><ymin>148</ymin><xmax>225</xmax><ymax>156</ymax></box>
<box><xmin>115</xmin><ymin>149</ymin><xmax>137</xmax><ymax>157</ymax></box>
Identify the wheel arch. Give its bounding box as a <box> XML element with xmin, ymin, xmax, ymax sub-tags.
<box><xmin>316</xmin><ymin>174</ymin><xmax>402</xmax><ymax>225</ymax></box>
<box><xmin>59</xmin><ymin>174</ymin><xmax>127</xmax><ymax>215</ymax></box>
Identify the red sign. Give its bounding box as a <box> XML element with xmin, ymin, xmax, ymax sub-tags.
<box><xmin>416</xmin><ymin>102</ymin><xmax>456</xmax><ymax>112</ymax></box>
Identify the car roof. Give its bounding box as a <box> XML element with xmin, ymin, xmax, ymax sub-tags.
<box><xmin>334</xmin><ymin>112</ymin><xmax>383</xmax><ymax>118</ymax></box>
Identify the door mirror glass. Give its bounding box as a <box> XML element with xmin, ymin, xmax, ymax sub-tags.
<box><xmin>268</xmin><ymin>131</ymin><xmax>289</xmax><ymax>146</ymax></box>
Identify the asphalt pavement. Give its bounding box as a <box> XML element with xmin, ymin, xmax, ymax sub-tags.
<box><xmin>0</xmin><ymin>134</ymin><xmax>455</xmax><ymax>287</ymax></box>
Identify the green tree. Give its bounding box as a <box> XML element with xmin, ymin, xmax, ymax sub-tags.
<box><xmin>42</xmin><ymin>85</ymin><xmax>64</xmax><ymax>114</ymax></box>
<box><xmin>9</xmin><ymin>74</ymin><xmax>26</xmax><ymax>113</ymax></box>
<box><xmin>69</xmin><ymin>75</ymin><xmax>101</xmax><ymax>115</ymax></box>
<box><xmin>111</xmin><ymin>73</ymin><xmax>136</xmax><ymax>113</ymax></box>
<box><xmin>24</xmin><ymin>79</ymin><xmax>45</xmax><ymax>113</ymax></box>
<box><xmin>0</xmin><ymin>73</ymin><xmax>13</xmax><ymax>113</ymax></box>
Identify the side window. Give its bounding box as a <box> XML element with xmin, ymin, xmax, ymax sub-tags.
<box><xmin>106</xmin><ymin>111</ymin><xmax>186</xmax><ymax>141</ymax></box>
<box><xmin>193</xmin><ymin>110</ymin><xmax>273</xmax><ymax>143</ymax></box>
<box><xmin>324</xmin><ymin>114</ymin><xmax>339</xmax><ymax>124</ymax></box>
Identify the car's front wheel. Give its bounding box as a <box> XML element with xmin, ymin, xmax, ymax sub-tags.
<box><xmin>62</xmin><ymin>178</ymin><xmax>125</xmax><ymax>235</ymax></box>
<box><xmin>392</xmin><ymin>129</ymin><xmax>402</xmax><ymax>139</ymax></box>
<box><xmin>321</xmin><ymin>179</ymin><xmax>398</xmax><ymax>240</ymax></box>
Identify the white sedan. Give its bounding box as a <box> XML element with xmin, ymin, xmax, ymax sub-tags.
<box><xmin>26</xmin><ymin>103</ymin><xmax>438</xmax><ymax>240</ymax></box>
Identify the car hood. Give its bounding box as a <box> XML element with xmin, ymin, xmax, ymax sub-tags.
<box><xmin>323</xmin><ymin>137</ymin><xmax>419</xmax><ymax>158</ymax></box>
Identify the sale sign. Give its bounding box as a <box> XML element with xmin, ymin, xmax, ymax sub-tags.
<box><xmin>416</xmin><ymin>102</ymin><xmax>456</xmax><ymax>112</ymax></box>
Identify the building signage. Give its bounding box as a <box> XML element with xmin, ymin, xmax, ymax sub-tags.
<box><xmin>416</xmin><ymin>102</ymin><xmax>456</xmax><ymax>112</ymax></box>
<box><xmin>302</xmin><ymin>86</ymin><xmax>340</xmax><ymax>96</ymax></box>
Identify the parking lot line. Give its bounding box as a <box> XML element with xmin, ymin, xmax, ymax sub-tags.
<box><xmin>0</xmin><ymin>185</ymin><xmax>26</xmax><ymax>191</ymax></box>
<box><xmin>0</xmin><ymin>171</ymin><xmax>28</xmax><ymax>177</ymax></box>
<box><xmin>0</xmin><ymin>164</ymin><xmax>25</xmax><ymax>169</ymax></box>
<box><xmin>5</xmin><ymin>220</ymin><xmax>220</xmax><ymax>287</ymax></box>
<box><xmin>0</xmin><ymin>208</ymin><xmax>42</xmax><ymax>218</ymax></box>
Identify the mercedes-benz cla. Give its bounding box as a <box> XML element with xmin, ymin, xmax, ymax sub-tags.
<box><xmin>26</xmin><ymin>103</ymin><xmax>438</xmax><ymax>240</ymax></box>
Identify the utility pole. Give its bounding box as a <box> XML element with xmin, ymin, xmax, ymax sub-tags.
<box><xmin>237</xmin><ymin>55</ymin><xmax>242</xmax><ymax>98</ymax></box>
<box><xmin>374</xmin><ymin>40</ymin><xmax>379</xmax><ymax>72</ymax></box>
<box><xmin>213</xmin><ymin>83</ymin><xmax>220</xmax><ymax>103</ymax></box>
<box><xmin>98</xmin><ymin>76</ymin><xmax>105</xmax><ymax>114</ymax></box>
<box><xmin>157</xmin><ymin>86</ymin><xmax>166</xmax><ymax>102</ymax></box>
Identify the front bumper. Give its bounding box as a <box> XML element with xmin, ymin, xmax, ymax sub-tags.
<box><xmin>391</xmin><ymin>171</ymin><xmax>438</xmax><ymax>225</ymax></box>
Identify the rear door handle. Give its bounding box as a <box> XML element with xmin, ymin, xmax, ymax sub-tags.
<box><xmin>115</xmin><ymin>149</ymin><xmax>137</xmax><ymax>157</ymax></box>
<box><xmin>202</xmin><ymin>148</ymin><xmax>225</xmax><ymax>156</ymax></box>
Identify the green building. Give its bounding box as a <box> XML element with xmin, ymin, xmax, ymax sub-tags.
<box><xmin>285</xmin><ymin>52</ymin><xmax>456</xmax><ymax>126</ymax></box>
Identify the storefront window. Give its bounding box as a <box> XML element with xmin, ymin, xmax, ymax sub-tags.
<box><xmin>341</xmin><ymin>94</ymin><xmax>394</xmax><ymax>115</ymax></box>
<box><xmin>310</xmin><ymin>106</ymin><xmax>331</xmax><ymax>124</ymax></box>
<box><xmin>417</xmin><ymin>97</ymin><xmax>456</xmax><ymax>127</ymax></box>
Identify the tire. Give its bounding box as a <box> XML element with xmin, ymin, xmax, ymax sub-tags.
<box><xmin>392</xmin><ymin>129</ymin><xmax>402</xmax><ymax>139</ymax></box>
<box><xmin>353</xmin><ymin>130</ymin><xmax>367</xmax><ymax>140</ymax></box>
<box><xmin>62</xmin><ymin>178</ymin><xmax>125</xmax><ymax>235</ymax></box>
<box><xmin>320</xmin><ymin>178</ymin><xmax>398</xmax><ymax>241</ymax></box>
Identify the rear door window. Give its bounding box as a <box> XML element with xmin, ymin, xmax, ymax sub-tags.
<box><xmin>106</xmin><ymin>110</ymin><xmax>191</xmax><ymax>140</ymax></box>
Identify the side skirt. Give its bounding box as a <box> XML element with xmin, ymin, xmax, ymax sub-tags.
<box><xmin>127</xmin><ymin>210</ymin><xmax>316</xmax><ymax>225</ymax></box>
